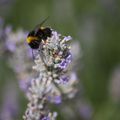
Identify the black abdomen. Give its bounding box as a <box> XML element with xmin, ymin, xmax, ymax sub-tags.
<box><xmin>29</xmin><ymin>40</ymin><xmax>40</xmax><ymax>49</ymax></box>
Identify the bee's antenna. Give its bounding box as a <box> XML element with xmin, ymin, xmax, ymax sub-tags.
<box><xmin>39</xmin><ymin>16</ymin><xmax>49</xmax><ymax>27</ymax></box>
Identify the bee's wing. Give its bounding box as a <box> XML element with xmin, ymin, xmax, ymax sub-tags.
<box><xmin>34</xmin><ymin>16</ymin><xmax>50</xmax><ymax>31</ymax></box>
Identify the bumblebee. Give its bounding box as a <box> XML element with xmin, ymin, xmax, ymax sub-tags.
<box><xmin>26</xmin><ymin>18</ymin><xmax>52</xmax><ymax>49</ymax></box>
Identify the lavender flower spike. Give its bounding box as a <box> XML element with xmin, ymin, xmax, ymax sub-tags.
<box><xmin>23</xmin><ymin>29</ymin><xmax>77</xmax><ymax>120</ymax></box>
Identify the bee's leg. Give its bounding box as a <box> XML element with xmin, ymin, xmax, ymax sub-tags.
<box><xmin>38</xmin><ymin>44</ymin><xmax>48</xmax><ymax>69</ymax></box>
<box><xmin>32</xmin><ymin>49</ymin><xmax>35</xmax><ymax>60</ymax></box>
<box><xmin>38</xmin><ymin>44</ymin><xmax>45</xmax><ymax>62</ymax></box>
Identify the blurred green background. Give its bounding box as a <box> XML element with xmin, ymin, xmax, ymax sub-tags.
<box><xmin>1</xmin><ymin>0</ymin><xmax>120</xmax><ymax>120</ymax></box>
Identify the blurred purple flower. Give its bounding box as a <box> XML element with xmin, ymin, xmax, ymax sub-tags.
<box><xmin>0</xmin><ymin>82</ymin><xmax>19</xmax><ymax>120</ymax></box>
<box><xmin>19</xmin><ymin>79</ymin><xmax>31</xmax><ymax>93</ymax></box>
<box><xmin>79</xmin><ymin>103</ymin><xmax>93</xmax><ymax>120</ymax></box>
<box><xmin>0</xmin><ymin>17</ymin><xmax>4</xmax><ymax>37</ymax></box>
<box><xmin>54</xmin><ymin>96</ymin><xmax>62</xmax><ymax>104</ymax></box>
<box><xmin>4</xmin><ymin>26</ymin><xmax>12</xmax><ymax>35</ymax></box>
<box><xmin>5</xmin><ymin>40</ymin><xmax>16</xmax><ymax>52</ymax></box>
<box><xmin>41</xmin><ymin>116</ymin><xmax>50</xmax><ymax>120</ymax></box>
<box><xmin>26</xmin><ymin>47</ymin><xmax>33</xmax><ymax>58</ymax></box>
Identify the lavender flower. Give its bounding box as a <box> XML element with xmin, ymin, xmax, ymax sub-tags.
<box><xmin>23</xmin><ymin>29</ymin><xmax>78</xmax><ymax>120</ymax></box>
<box><xmin>3</xmin><ymin>27</ymin><xmax>35</xmax><ymax>93</ymax></box>
<box><xmin>0</xmin><ymin>82</ymin><xmax>19</xmax><ymax>120</ymax></box>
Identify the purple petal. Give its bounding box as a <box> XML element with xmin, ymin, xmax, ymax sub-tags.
<box><xmin>66</xmin><ymin>53</ymin><xmax>72</xmax><ymax>62</ymax></box>
<box><xmin>47</xmin><ymin>95</ymin><xmax>62</xmax><ymax>104</ymax></box>
<box><xmin>59</xmin><ymin>60</ymin><xmax>67</xmax><ymax>69</ymax></box>
<box><xmin>54</xmin><ymin>96</ymin><xmax>62</xmax><ymax>104</ymax></box>
<box><xmin>60</xmin><ymin>76</ymin><xmax>69</xmax><ymax>84</ymax></box>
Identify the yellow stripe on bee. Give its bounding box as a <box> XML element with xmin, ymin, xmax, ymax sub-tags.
<box><xmin>26</xmin><ymin>36</ymin><xmax>38</xmax><ymax>43</ymax></box>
